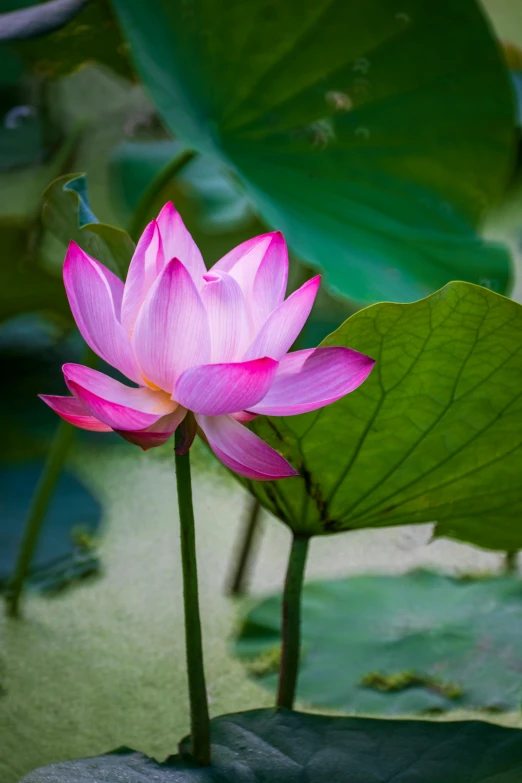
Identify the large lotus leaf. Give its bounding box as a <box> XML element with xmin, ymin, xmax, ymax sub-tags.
<box><xmin>235</xmin><ymin>571</ymin><xmax>522</xmax><ymax>714</ymax></box>
<box><xmin>111</xmin><ymin>0</ymin><xmax>516</xmax><ymax>304</ymax></box>
<box><xmin>241</xmin><ymin>282</ymin><xmax>522</xmax><ymax>550</ymax></box>
<box><xmin>21</xmin><ymin>708</ymin><xmax>522</xmax><ymax>782</ymax></box>
<box><xmin>42</xmin><ymin>173</ymin><xmax>135</xmax><ymax>278</ymax></box>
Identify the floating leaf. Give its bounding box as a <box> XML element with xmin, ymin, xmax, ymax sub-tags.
<box><xmin>0</xmin><ymin>315</ymin><xmax>95</xmax><ymax>459</ymax></box>
<box><xmin>0</xmin><ymin>462</ymin><xmax>102</xmax><ymax>594</ymax></box>
<box><xmin>21</xmin><ymin>708</ymin><xmax>522</xmax><ymax>782</ymax></box>
<box><xmin>243</xmin><ymin>282</ymin><xmax>522</xmax><ymax>551</ymax></box>
<box><xmin>112</xmin><ymin>0</ymin><xmax>516</xmax><ymax>303</ymax></box>
<box><xmin>235</xmin><ymin>571</ymin><xmax>522</xmax><ymax>714</ymax></box>
<box><xmin>42</xmin><ymin>172</ymin><xmax>135</xmax><ymax>277</ymax></box>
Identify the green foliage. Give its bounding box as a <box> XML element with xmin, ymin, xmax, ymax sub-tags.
<box><xmin>21</xmin><ymin>708</ymin><xmax>522</xmax><ymax>782</ymax></box>
<box><xmin>0</xmin><ymin>172</ymin><xmax>133</xmax><ymax>324</ymax></box>
<box><xmin>111</xmin><ymin>0</ymin><xmax>516</xmax><ymax>304</ymax></box>
<box><xmin>42</xmin><ymin>173</ymin><xmax>134</xmax><ymax>277</ymax></box>
<box><xmin>5</xmin><ymin>0</ymin><xmax>133</xmax><ymax>80</ymax></box>
<box><xmin>0</xmin><ymin>462</ymin><xmax>101</xmax><ymax>595</ymax></box>
<box><xmin>0</xmin><ymin>0</ymin><xmax>86</xmax><ymax>43</ymax></box>
<box><xmin>243</xmin><ymin>282</ymin><xmax>522</xmax><ymax>550</ymax></box>
<box><xmin>111</xmin><ymin>140</ymin><xmax>252</xmax><ymax>232</ymax></box>
<box><xmin>0</xmin><ymin>218</ymin><xmax>68</xmax><ymax>323</ymax></box>
<box><xmin>0</xmin><ymin>105</ymin><xmax>54</xmax><ymax>173</ymax></box>
<box><xmin>235</xmin><ymin>571</ymin><xmax>522</xmax><ymax>714</ymax></box>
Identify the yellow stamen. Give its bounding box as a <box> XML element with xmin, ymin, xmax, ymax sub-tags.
<box><xmin>141</xmin><ymin>373</ymin><xmax>163</xmax><ymax>392</ymax></box>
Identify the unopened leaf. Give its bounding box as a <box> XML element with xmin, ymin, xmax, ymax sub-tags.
<box><xmin>42</xmin><ymin>173</ymin><xmax>134</xmax><ymax>277</ymax></box>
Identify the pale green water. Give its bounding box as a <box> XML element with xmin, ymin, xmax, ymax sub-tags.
<box><xmin>1</xmin><ymin>443</ymin><xmax>519</xmax><ymax>782</ymax></box>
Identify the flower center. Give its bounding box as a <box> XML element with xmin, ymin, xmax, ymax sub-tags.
<box><xmin>141</xmin><ymin>373</ymin><xmax>163</xmax><ymax>392</ymax></box>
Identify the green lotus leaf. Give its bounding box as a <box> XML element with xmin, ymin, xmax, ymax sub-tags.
<box><xmin>111</xmin><ymin>0</ymin><xmax>516</xmax><ymax>303</ymax></box>
<box><xmin>235</xmin><ymin>571</ymin><xmax>522</xmax><ymax>714</ymax></box>
<box><xmin>243</xmin><ymin>282</ymin><xmax>522</xmax><ymax>550</ymax></box>
<box><xmin>21</xmin><ymin>708</ymin><xmax>522</xmax><ymax>782</ymax></box>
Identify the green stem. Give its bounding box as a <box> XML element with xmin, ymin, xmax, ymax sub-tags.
<box><xmin>226</xmin><ymin>499</ymin><xmax>262</xmax><ymax>596</ymax></box>
<box><xmin>504</xmin><ymin>550</ymin><xmax>519</xmax><ymax>574</ymax></box>
<box><xmin>5</xmin><ymin>345</ymin><xmax>96</xmax><ymax>619</ymax></box>
<box><xmin>128</xmin><ymin>149</ymin><xmax>197</xmax><ymax>241</ymax></box>
<box><xmin>174</xmin><ymin>430</ymin><xmax>211</xmax><ymax>765</ymax></box>
<box><xmin>277</xmin><ymin>534</ymin><xmax>310</xmax><ymax>709</ymax></box>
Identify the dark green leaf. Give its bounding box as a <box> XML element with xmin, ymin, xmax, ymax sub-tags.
<box><xmin>21</xmin><ymin>708</ymin><xmax>522</xmax><ymax>782</ymax></box>
<box><xmin>0</xmin><ymin>315</ymin><xmax>96</xmax><ymax>459</ymax></box>
<box><xmin>8</xmin><ymin>0</ymin><xmax>133</xmax><ymax>80</ymax></box>
<box><xmin>111</xmin><ymin>140</ymin><xmax>252</xmax><ymax>231</ymax></box>
<box><xmin>42</xmin><ymin>173</ymin><xmax>135</xmax><ymax>278</ymax></box>
<box><xmin>111</xmin><ymin>0</ymin><xmax>516</xmax><ymax>303</ymax></box>
<box><xmin>0</xmin><ymin>0</ymin><xmax>86</xmax><ymax>42</ymax></box>
<box><xmin>0</xmin><ymin>217</ymin><xmax>69</xmax><ymax>323</ymax></box>
<box><xmin>512</xmin><ymin>71</ymin><xmax>522</xmax><ymax>127</ymax></box>
<box><xmin>110</xmin><ymin>141</ymin><xmax>266</xmax><ymax>268</ymax></box>
<box><xmin>235</xmin><ymin>571</ymin><xmax>522</xmax><ymax>714</ymax></box>
<box><xmin>0</xmin><ymin>106</ymin><xmax>50</xmax><ymax>172</ymax></box>
<box><xmin>243</xmin><ymin>282</ymin><xmax>522</xmax><ymax>550</ymax></box>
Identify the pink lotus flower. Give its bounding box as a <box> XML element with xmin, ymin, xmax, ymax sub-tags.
<box><xmin>40</xmin><ymin>204</ymin><xmax>374</xmax><ymax>479</ymax></box>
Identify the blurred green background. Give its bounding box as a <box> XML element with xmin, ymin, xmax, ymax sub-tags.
<box><xmin>1</xmin><ymin>1</ymin><xmax>522</xmax><ymax>781</ymax></box>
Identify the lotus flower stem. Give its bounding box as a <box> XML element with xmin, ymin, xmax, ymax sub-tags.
<box><xmin>174</xmin><ymin>429</ymin><xmax>211</xmax><ymax>765</ymax></box>
<box><xmin>226</xmin><ymin>498</ymin><xmax>262</xmax><ymax>596</ymax></box>
<box><xmin>277</xmin><ymin>533</ymin><xmax>310</xmax><ymax>709</ymax></box>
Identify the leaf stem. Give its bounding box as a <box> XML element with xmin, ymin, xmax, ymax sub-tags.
<box><xmin>5</xmin><ymin>344</ymin><xmax>96</xmax><ymax>618</ymax></box>
<box><xmin>277</xmin><ymin>533</ymin><xmax>310</xmax><ymax>709</ymax></box>
<box><xmin>128</xmin><ymin>149</ymin><xmax>197</xmax><ymax>240</ymax></box>
<box><xmin>174</xmin><ymin>430</ymin><xmax>211</xmax><ymax>765</ymax></box>
<box><xmin>226</xmin><ymin>499</ymin><xmax>262</xmax><ymax>596</ymax></box>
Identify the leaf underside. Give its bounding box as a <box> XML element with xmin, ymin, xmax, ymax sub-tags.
<box><xmin>21</xmin><ymin>707</ymin><xmax>522</xmax><ymax>782</ymax></box>
<box><xmin>241</xmin><ymin>282</ymin><xmax>522</xmax><ymax>551</ymax></box>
